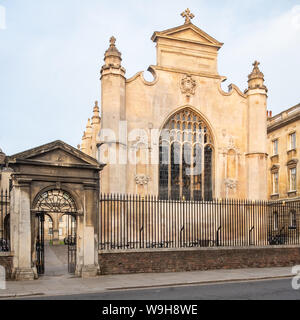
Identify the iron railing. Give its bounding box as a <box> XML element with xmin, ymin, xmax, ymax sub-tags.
<box><xmin>0</xmin><ymin>190</ymin><xmax>10</xmax><ymax>252</ymax></box>
<box><xmin>99</xmin><ymin>194</ymin><xmax>300</xmax><ymax>251</ymax></box>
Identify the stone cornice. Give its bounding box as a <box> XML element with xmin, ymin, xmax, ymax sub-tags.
<box><xmin>152</xmin><ymin>65</ymin><xmax>222</xmax><ymax>79</ymax></box>
<box><xmin>267</xmin><ymin>109</ymin><xmax>300</xmax><ymax>134</ymax></box>
<box><xmin>151</xmin><ymin>23</ymin><xmax>223</xmax><ymax>49</ymax></box>
<box><xmin>12</xmin><ymin>173</ymin><xmax>99</xmax><ymax>183</ymax></box>
<box><xmin>7</xmin><ymin>140</ymin><xmax>101</xmax><ymax>167</ymax></box>
<box><xmin>9</xmin><ymin>159</ymin><xmax>105</xmax><ymax>171</ymax></box>
<box><xmin>245</xmin><ymin>152</ymin><xmax>268</xmax><ymax>158</ymax></box>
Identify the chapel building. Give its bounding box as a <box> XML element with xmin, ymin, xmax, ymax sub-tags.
<box><xmin>80</xmin><ymin>9</ymin><xmax>269</xmax><ymax>201</ymax></box>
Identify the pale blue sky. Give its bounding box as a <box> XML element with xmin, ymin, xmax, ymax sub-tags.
<box><xmin>0</xmin><ymin>0</ymin><xmax>299</xmax><ymax>155</ymax></box>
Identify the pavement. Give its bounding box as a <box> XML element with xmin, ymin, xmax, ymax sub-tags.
<box><xmin>0</xmin><ymin>267</ymin><xmax>295</xmax><ymax>299</ymax></box>
<box><xmin>30</xmin><ymin>278</ymin><xmax>300</xmax><ymax>300</ymax></box>
<box><xmin>0</xmin><ymin>244</ymin><xmax>296</xmax><ymax>299</ymax></box>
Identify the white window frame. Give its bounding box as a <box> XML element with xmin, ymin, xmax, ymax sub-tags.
<box><xmin>272</xmin><ymin>171</ymin><xmax>279</xmax><ymax>195</ymax></box>
<box><xmin>289</xmin><ymin>132</ymin><xmax>296</xmax><ymax>150</ymax></box>
<box><xmin>273</xmin><ymin>139</ymin><xmax>278</xmax><ymax>156</ymax></box>
<box><xmin>289</xmin><ymin>167</ymin><xmax>297</xmax><ymax>192</ymax></box>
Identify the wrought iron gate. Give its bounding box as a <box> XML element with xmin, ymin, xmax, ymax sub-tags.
<box><xmin>36</xmin><ymin>212</ymin><xmax>45</xmax><ymax>275</ymax></box>
<box><xmin>67</xmin><ymin>213</ymin><xmax>77</xmax><ymax>274</ymax></box>
<box><xmin>36</xmin><ymin>212</ymin><xmax>77</xmax><ymax>275</ymax></box>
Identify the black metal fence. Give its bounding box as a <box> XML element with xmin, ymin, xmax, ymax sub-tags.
<box><xmin>0</xmin><ymin>190</ymin><xmax>10</xmax><ymax>252</ymax></box>
<box><xmin>99</xmin><ymin>194</ymin><xmax>300</xmax><ymax>251</ymax></box>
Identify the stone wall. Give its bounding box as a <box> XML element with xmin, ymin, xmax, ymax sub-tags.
<box><xmin>0</xmin><ymin>253</ymin><xmax>13</xmax><ymax>279</ymax></box>
<box><xmin>99</xmin><ymin>246</ymin><xmax>300</xmax><ymax>275</ymax></box>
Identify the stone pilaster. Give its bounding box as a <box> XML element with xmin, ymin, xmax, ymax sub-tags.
<box><xmin>80</xmin><ymin>182</ymin><xmax>99</xmax><ymax>278</ymax></box>
<box><xmin>10</xmin><ymin>178</ymin><xmax>35</xmax><ymax>281</ymax></box>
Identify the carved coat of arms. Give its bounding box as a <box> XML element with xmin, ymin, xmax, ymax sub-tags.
<box><xmin>135</xmin><ymin>175</ymin><xmax>151</xmax><ymax>186</ymax></box>
<box><xmin>180</xmin><ymin>74</ymin><xmax>196</xmax><ymax>97</ymax></box>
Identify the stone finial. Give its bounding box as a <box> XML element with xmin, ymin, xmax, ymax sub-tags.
<box><xmin>102</xmin><ymin>36</ymin><xmax>125</xmax><ymax>75</ymax></box>
<box><xmin>247</xmin><ymin>60</ymin><xmax>267</xmax><ymax>92</ymax></box>
<box><xmin>86</xmin><ymin>118</ymin><xmax>92</xmax><ymax>131</ymax></box>
<box><xmin>92</xmin><ymin>100</ymin><xmax>101</xmax><ymax>125</ymax></box>
<box><xmin>181</xmin><ymin>8</ymin><xmax>195</xmax><ymax>24</ymax></box>
<box><xmin>105</xmin><ymin>36</ymin><xmax>121</xmax><ymax>57</ymax></box>
<box><xmin>248</xmin><ymin>60</ymin><xmax>264</xmax><ymax>81</ymax></box>
<box><xmin>93</xmin><ymin>100</ymin><xmax>99</xmax><ymax>113</ymax></box>
<box><xmin>110</xmin><ymin>36</ymin><xmax>116</xmax><ymax>47</ymax></box>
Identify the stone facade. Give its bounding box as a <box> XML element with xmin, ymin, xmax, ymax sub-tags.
<box><xmin>267</xmin><ymin>103</ymin><xmax>300</xmax><ymax>200</ymax></box>
<box><xmin>81</xmin><ymin>10</ymin><xmax>268</xmax><ymax>201</ymax></box>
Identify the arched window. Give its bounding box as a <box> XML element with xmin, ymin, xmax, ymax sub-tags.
<box><xmin>159</xmin><ymin>108</ymin><xmax>214</xmax><ymax>200</ymax></box>
<box><xmin>35</xmin><ymin>189</ymin><xmax>77</xmax><ymax>213</ymax></box>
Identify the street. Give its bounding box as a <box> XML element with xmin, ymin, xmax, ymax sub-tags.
<box><xmin>23</xmin><ymin>278</ymin><xmax>300</xmax><ymax>300</ymax></box>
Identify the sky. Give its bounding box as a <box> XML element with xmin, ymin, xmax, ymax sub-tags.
<box><xmin>0</xmin><ymin>0</ymin><xmax>299</xmax><ymax>155</ymax></box>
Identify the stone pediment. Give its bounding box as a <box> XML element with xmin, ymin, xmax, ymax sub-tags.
<box><xmin>151</xmin><ymin>23</ymin><xmax>223</xmax><ymax>75</ymax></box>
<box><xmin>8</xmin><ymin>140</ymin><xmax>102</xmax><ymax>168</ymax></box>
<box><xmin>151</xmin><ymin>23</ymin><xmax>223</xmax><ymax>49</ymax></box>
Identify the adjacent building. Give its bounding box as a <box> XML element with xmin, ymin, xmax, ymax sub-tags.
<box><xmin>267</xmin><ymin>103</ymin><xmax>300</xmax><ymax>200</ymax></box>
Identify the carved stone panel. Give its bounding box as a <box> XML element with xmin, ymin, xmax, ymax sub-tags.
<box><xmin>180</xmin><ymin>74</ymin><xmax>196</xmax><ymax>97</ymax></box>
<box><xmin>135</xmin><ymin>175</ymin><xmax>151</xmax><ymax>186</ymax></box>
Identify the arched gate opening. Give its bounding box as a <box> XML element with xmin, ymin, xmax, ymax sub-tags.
<box><xmin>34</xmin><ymin>189</ymin><xmax>78</xmax><ymax>275</ymax></box>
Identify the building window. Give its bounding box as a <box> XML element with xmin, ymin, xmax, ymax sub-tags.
<box><xmin>290</xmin><ymin>210</ymin><xmax>297</xmax><ymax>229</ymax></box>
<box><xmin>273</xmin><ymin>212</ymin><xmax>279</xmax><ymax>231</ymax></box>
<box><xmin>59</xmin><ymin>228</ymin><xmax>63</xmax><ymax>236</ymax></box>
<box><xmin>273</xmin><ymin>139</ymin><xmax>278</xmax><ymax>155</ymax></box>
<box><xmin>49</xmin><ymin>228</ymin><xmax>53</xmax><ymax>235</ymax></box>
<box><xmin>289</xmin><ymin>132</ymin><xmax>296</xmax><ymax>150</ymax></box>
<box><xmin>159</xmin><ymin>108</ymin><xmax>214</xmax><ymax>200</ymax></box>
<box><xmin>272</xmin><ymin>172</ymin><xmax>279</xmax><ymax>194</ymax></box>
<box><xmin>289</xmin><ymin>167</ymin><xmax>297</xmax><ymax>191</ymax></box>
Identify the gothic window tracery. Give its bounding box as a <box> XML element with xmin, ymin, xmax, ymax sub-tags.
<box><xmin>159</xmin><ymin>108</ymin><xmax>214</xmax><ymax>200</ymax></box>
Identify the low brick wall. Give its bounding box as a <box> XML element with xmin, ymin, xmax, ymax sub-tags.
<box><xmin>98</xmin><ymin>246</ymin><xmax>300</xmax><ymax>275</ymax></box>
<box><xmin>0</xmin><ymin>253</ymin><xmax>13</xmax><ymax>279</ymax></box>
